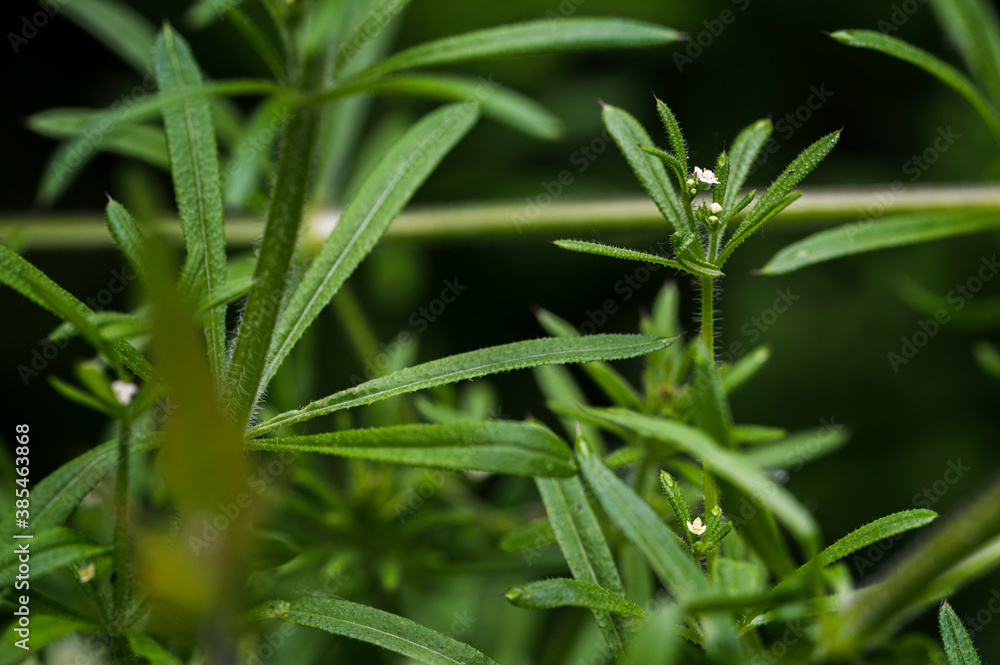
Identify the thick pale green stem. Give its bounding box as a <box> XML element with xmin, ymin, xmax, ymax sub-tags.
<box><xmin>7</xmin><ymin>185</ymin><xmax>1000</xmax><ymax>248</ymax></box>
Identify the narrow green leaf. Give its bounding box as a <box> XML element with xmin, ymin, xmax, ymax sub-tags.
<box><xmin>252</xmin><ymin>334</ymin><xmax>674</xmax><ymax>435</ymax></box>
<box><xmin>745</xmin><ymin>427</ymin><xmax>850</xmax><ymax>469</ymax></box>
<box><xmin>29</xmin><ymin>109</ymin><xmax>168</xmax><ymax>168</ymax></box>
<box><xmin>335</xmin><ymin>0</ymin><xmax>413</xmax><ymax>69</ymax></box>
<box><xmin>535</xmin><ymin>475</ymin><xmax>631</xmax><ymax>655</ymax></box>
<box><xmin>775</xmin><ymin>510</ymin><xmax>939</xmax><ymax>597</ymax></box>
<box><xmin>578</xmin><ymin>407</ymin><xmax>819</xmax><ymax>550</ymax></box>
<box><xmin>126</xmin><ymin>631</ymin><xmax>185</xmax><ymax>665</ymax></box>
<box><xmin>259</xmin><ymin>103</ymin><xmax>479</xmax><ymax>398</ymax></box>
<box><xmin>224</xmin><ymin>7</ymin><xmax>287</xmax><ymax>81</ymax></box>
<box><xmin>928</xmin><ymin>0</ymin><xmax>1000</xmax><ymax>113</ymax></box>
<box><xmin>731</xmin><ymin>424</ymin><xmax>786</xmax><ymax>445</ymax></box>
<box><xmin>346</xmin><ymin>18</ymin><xmax>682</xmax><ymax>84</ymax></box>
<box><xmin>0</xmin><ymin>243</ymin><xmax>151</xmax><ymax>380</ymax></box>
<box><xmin>154</xmin><ymin>25</ymin><xmax>228</xmax><ymax>378</ymax></box>
<box><xmin>602</xmin><ymin>104</ymin><xmax>689</xmax><ymax>232</ymax></box>
<box><xmin>898</xmin><ymin>279</ymin><xmax>1000</xmax><ymax>332</ymax></box>
<box><xmin>0</xmin><ymin>435</ymin><xmax>156</xmax><ymax>538</ymax></box>
<box><xmin>36</xmin><ymin>79</ymin><xmax>286</xmax><ymax>205</ymax></box>
<box><xmin>832</xmin><ymin>29</ymin><xmax>1000</xmax><ymax>146</ymax></box>
<box><xmin>719</xmin><ymin>128</ymin><xmax>839</xmax><ymax>264</ymax></box>
<box><xmin>324</xmin><ymin>73</ymin><xmax>561</xmax><ymax>139</ymax></box>
<box><xmin>61</xmin><ymin>0</ymin><xmax>156</xmax><ymax>73</ymax></box>
<box><xmin>505</xmin><ymin>578</ymin><xmax>647</xmax><ymax>617</ymax></box>
<box><xmin>809</xmin><ymin>510</ymin><xmax>937</xmax><ymax>570</ymax></box>
<box><xmin>500</xmin><ymin>518</ymin><xmax>555</xmax><ymax>553</ymax></box>
<box><xmin>0</xmin><ymin>528</ymin><xmax>109</xmax><ymax>590</ymax></box>
<box><xmin>196</xmin><ymin>275</ymin><xmax>253</xmax><ymax>315</ymax></box>
<box><xmin>660</xmin><ymin>470</ymin><xmax>693</xmax><ymax>538</ymax></box>
<box><xmin>760</xmin><ymin>211</ymin><xmax>1000</xmax><ymax>274</ymax></box>
<box><xmin>939</xmin><ymin>601</ymin><xmax>982</xmax><ymax>665</ymax></box>
<box><xmin>247</xmin><ymin>420</ymin><xmax>575</xmax><ymax>477</ymax></box>
<box><xmin>48</xmin><ymin>376</ymin><xmax>115</xmax><ymax>416</ymax></box>
<box><xmin>0</xmin><ymin>615</ymin><xmax>101</xmax><ymax>665</ymax></box>
<box><xmin>721</xmin><ymin>345</ymin><xmax>771</xmax><ymax>393</ymax></box>
<box><xmin>723</xmin><ymin>119</ymin><xmax>772</xmax><ymax>216</ymax></box>
<box><xmin>554</xmin><ymin>239</ymin><xmax>683</xmax><ymax>271</ymax></box>
<box><xmin>736</xmin><ymin>128</ymin><xmax>840</xmax><ymax>232</ymax></box>
<box><xmin>105</xmin><ymin>199</ymin><xmax>149</xmax><ymax>283</ymax></box>
<box><xmin>252</xmin><ymin>597</ymin><xmax>499</xmax><ymax>665</ymax></box>
<box><xmin>654</xmin><ymin>97</ymin><xmax>687</xmax><ymax>175</ymax></box>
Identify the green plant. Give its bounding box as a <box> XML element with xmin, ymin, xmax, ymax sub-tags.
<box><xmin>5</xmin><ymin>1</ymin><xmax>1000</xmax><ymax>663</ymax></box>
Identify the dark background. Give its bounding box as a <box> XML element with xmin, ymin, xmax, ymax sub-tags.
<box><xmin>2</xmin><ymin>0</ymin><xmax>1000</xmax><ymax>657</ymax></box>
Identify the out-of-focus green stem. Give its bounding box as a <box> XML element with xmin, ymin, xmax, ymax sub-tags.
<box><xmin>112</xmin><ymin>423</ymin><xmax>131</xmax><ymax>621</ymax></box>
<box><xmin>5</xmin><ymin>185</ymin><xmax>1000</xmax><ymax>249</ymax></box>
<box><xmin>820</xmin><ymin>471</ymin><xmax>1000</xmax><ymax>657</ymax></box>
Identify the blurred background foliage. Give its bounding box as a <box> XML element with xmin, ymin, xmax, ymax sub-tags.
<box><xmin>2</xmin><ymin>0</ymin><xmax>1000</xmax><ymax>660</ymax></box>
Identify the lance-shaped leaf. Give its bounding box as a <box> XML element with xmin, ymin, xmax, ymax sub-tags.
<box><xmin>745</xmin><ymin>426</ymin><xmax>850</xmax><ymax>469</ymax></box>
<box><xmin>259</xmin><ymin>103</ymin><xmax>479</xmax><ymax>397</ymax></box>
<box><xmin>250</xmin><ymin>598</ymin><xmax>498</xmax><ymax>665</ymax></box>
<box><xmin>722</xmin><ymin>119</ymin><xmax>771</xmax><ymax>216</ymax></box>
<box><xmin>60</xmin><ymin>0</ymin><xmax>156</xmax><ymax>73</ymax></box>
<box><xmin>655</xmin><ymin>97</ymin><xmax>687</xmax><ymax>175</ymax></box>
<box><xmin>832</xmin><ymin>29</ymin><xmax>1000</xmax><ymax>147</ymax></box>
<box><xmin>505</xmin><ymin>578</ymin><xmax>647</xmax><ymax>617</ymax></box>
<box><xmin>727</xmin><ymin>129</ymin><xmax>840</xmax><ymax>247</ymax></box>
<box><xmin>29</xmin><ymin>109</ymin><xmax>168</xmax><ymax>169</ymax></box>
<box><xmin>760</xmin><ymin>211</ymin><xmax>1000</xmax><ymax>274</ymax></box>
<box><xmin>554</xmin><ymin>239</ymin><xmax>683</xmax><ymax>271</ymax></box>
<box><xmin>36</xmin><ymin>79</ymin><xmax>284</xmax><ymax>205</ymax></box>
<box><xmin>247</xmin><ymin>421</ymin><xmax>575</xmax><ymax>477</ymax></box>
<box><xmin>126</xmin><ymin>631</ymin><xmax>185</xmax><ymax>665</ymax></box>
<box><xmin>536</xmin><ymin>475</ymin><xmax>631</xmax><ymax>654</ymax></box>
<box><xmin>105</xmin><ymin>199</ymin><xmax>149</xmax><ymax>283</ymax></box>
<box><xmin>0</xmin><ymin>243</ymin><xmax>150</xmax><ymax>380</ymax></box>
<box><xmin>0</xmin><ymin>528</ymin><xmax>109</xmax><ymax>591</ymax></box>
<box><xmin>939</xmin><ymin>601</ymin><xmax>982</xmax><ymax>665</ymax></box>
<box><xmin>0</xmin><ymin>615</ymin><xmax>102</xmax><ymax>663</ymax></box>
<box><xmin>323</xmin><ymin>73</ymin><xmax>560</xmax><ymax>139</ymax></box>
<box><xmin>0</xmin><ymin>436</ymin><xmax>157</xmax><ymax>538</ymax></box>
<box><xmin>721</xmin><ymin>345</ymin><xmax>771</xmax><ymax>393</ymax></box>
<box><xmin>776</xmin><ymin>510</ymin><xmax>937</xmax><ymax>594</ymax></box>
<box><xmin>154</xmin><ymin>25</ymin><xmax>228</xmax><ymax>377</ymax></box>
<box><xmin>500</xmin><ymin>518</ymin><xmax>556</xmax><ymax>553</ymax></box>
<box><xmin>930</xmin><ymin>0</ymin><xmax>1000</xmax><ymax>110</ymax></box>
<box><xmin>345</xmin><ymin>18</ymin><xmax>682</xmax><ymax>84</ymax></box>
<box><xmin>577</xmin><ymin>406</ymin><xmax>819</xmax><ymax>551</ymax></box>
<box><xmin>335</xmin><ymin>0</ymin><xmax>414</xmax><ymax>69</ymax></box>
<box><xmin>602</xmin><ymin>103</ymin><xmax>689</xmax><ymax>232</ymax></box>
<box><xmin>251</xmin><ymin>334</ymin><xmax>674</xmax><ymax>436</ymax></box>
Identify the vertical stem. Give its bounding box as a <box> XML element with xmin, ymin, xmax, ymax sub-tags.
<box><xmin>698</xmin><ymin>272</ymin><xmax>718</xmax><ymax>571</ymax></box>
<box><xmin>112</xmin><ymin>423</ymin><xmax>131</xmax><ymax>621</ymax></box>
<box><xmin>699</xmin><ymin>275</ymin><xmax>715</xmax><ymax>359</ymax></box>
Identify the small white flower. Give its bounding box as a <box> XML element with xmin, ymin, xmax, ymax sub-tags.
<box><xmin>77</xmin><ymin>562</ymin><xmax>96</xmax><ymax>583</ymax></box>
<box><xmin>693</xmin><ymin>167</ymin><xmax>720</xmax><ymax>185</ymax></box>
<box><xmin>111</xmin><ymin>380</ymin><xmax>138</xmax><ymax>405</ymax></box>
<box><xmin>709</xmin><ymin>202</ymin><xmax>723</xmax><ymax>215</ymax></box>
<box><xmin>686</xmin><ymin>516</ymin><xmax>707</xmax><ymax>536</ymax></box>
